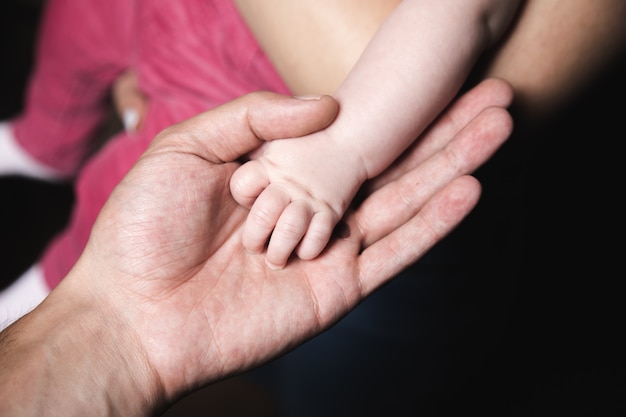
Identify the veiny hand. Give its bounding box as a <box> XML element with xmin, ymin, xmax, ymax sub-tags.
<box><xmin>61</xmin><ymin>83</ymin><xmax>511</xmax><ymax>406</ymax></box>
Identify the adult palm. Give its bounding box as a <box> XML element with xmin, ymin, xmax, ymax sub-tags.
<box><xmin>77</xmin><ymin>82</ymin><xmax>511</xmax><ymax>403</ymax></box>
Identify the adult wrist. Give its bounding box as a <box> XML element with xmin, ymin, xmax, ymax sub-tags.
<box><xmin>0</xmin><ymin>269</ymin><xmax>164</xmax><ymax>416</ymax></box>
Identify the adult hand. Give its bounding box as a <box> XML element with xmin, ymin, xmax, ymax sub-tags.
<box><xmin>363</xmin><ymin>77</ymin><xmax>514</xmax><ymax>193</ymax></box>
<box><xmin>84</xmin><ymin>79</ymin><xmax>511</xmax><ymax>398</ymax></box>
<box><xmin>1</xmin><ymin>81</ymin><xmax>512</xmax><ymax>416</ymax></box>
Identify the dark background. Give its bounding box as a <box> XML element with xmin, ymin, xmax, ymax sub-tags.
<box><xmin>0</xmin><ymin>0</ymin><xmax>75</xmax><ymax>285</ymax></box>
<box><xmin>1</xmin><ymin>1</ymin><xmax>624</xmax><ymax>415</ymax></box>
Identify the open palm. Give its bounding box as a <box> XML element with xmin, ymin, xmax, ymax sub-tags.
<box><xmin>80</xmin><ymin>82</ymin><xmax>512</xmax><ymax>401</ymax></box>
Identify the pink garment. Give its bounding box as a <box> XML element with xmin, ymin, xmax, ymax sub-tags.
<box><xmin>12</xmin><ymin>0</ymin><xmax>136</xmax><ymax>176</ymax></box>
<box><xmin>14</xmin><ymin>0</ymin><xmax>290</xmax><ymax>288</ymax></box>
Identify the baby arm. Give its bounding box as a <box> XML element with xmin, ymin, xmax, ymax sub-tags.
<box><xmin>230</xmin><ymin>127</ymin><xmax>367</xmax><ymax>269</ymax></box>
<box><xmin>230</xmin><ymin>0</ymin><xmax>520</xmax><ymax>269</ymax></box>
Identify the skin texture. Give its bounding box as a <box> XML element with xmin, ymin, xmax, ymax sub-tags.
<box><xmin>235</xmin><ymin>0</ymin><xmax>626</xmax><ymax>123</ymax></box>
<box><xmin>474</xmin><ymin>0</ymin><xmax>626</xmax><ymax>125</ymax></box>
<box><xmin>234</xmin><ymin>0</ymin><xmax>399</xmax><ymax>95</ymax></box>
<box><xmin>0</xmin><ymin>81</ymin><xmax>513</xmax><ymax>416</ymax></box>
<box><xmin>229</xmin><ymin>0</ymin><xmax>520</xmax><ymax>269</ymax></box>
<box><xmin>8</xmin><ymin>1</ymin><xmax>618</xmax><ymax>413</ymax></box>
<box><xmin>111</xmin><ymin>1</ymin><xmax>626</xmax><ymax>269</ymax></box>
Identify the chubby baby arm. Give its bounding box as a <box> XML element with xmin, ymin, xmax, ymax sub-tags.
<box><xmin>230</xmin><ymin>130</ymin><xmax>367</xmax><ymax>269</ymax></box>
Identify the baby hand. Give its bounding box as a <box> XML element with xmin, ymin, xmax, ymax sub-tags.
<box><xmin>230</xmin><ymin>132</ymin><xmax>366</xmax><ymax>269</ymax></box>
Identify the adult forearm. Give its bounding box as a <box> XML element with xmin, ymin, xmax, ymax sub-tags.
<box><xmin>475</xmin><ymin>0</ymin><xmax>626</xmax><ymax>125</ymax></box>
<box><xmin>0</xmin><ymin>276</ymin><xmax>161</xmax><ymax>417</ymax></box>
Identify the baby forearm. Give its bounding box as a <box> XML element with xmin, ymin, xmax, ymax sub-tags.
<box><xmin>330</xmin><ymin>0</ymin><xmax>520</xmax><ymax>178</ymax></box>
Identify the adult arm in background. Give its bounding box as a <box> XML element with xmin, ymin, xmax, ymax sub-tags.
<box><xmin>474</xmin><ymin>0</ymin><xmax>626</xmax><ymax>125</ymax></box>
<box><xmin>234</xmin><ymin>0</ymin><xmax>626</xmax><ymax>125</ymax></box>
<box><xmin>0</xmin><ymin>80</ymin><xmax>513</xmax><ymax>416</ymax></box>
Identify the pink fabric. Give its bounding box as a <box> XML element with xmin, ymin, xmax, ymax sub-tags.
<box><xmin>12</xmin><ymin>0</ymin><xmax>136</xmax><ymax>176</ymax></box>
<box><xmin>25</xmin><ymin>0</ymin><xmax>290</xmax><ymax>288</ymax></box>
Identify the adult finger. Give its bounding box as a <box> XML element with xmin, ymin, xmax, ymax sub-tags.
<box><xmin>357</xmin><ymin>175</ymin><xmax>482</xmax><ymax>295</ymax></box>
<box><xmin>366</xmin><ymin>78</ymin><xmax>513</xmax><ymax>191</ymax></box>
<box><xmin>355</xmin><ymin>104</ymin><xmax>512</xmax><ymax>249</ymax></box>
<box><xmin>151</xmin><ymin>92</ymin><xmax>339</xmax><ymax>164</ymax></box>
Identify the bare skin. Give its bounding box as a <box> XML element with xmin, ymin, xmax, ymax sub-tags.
<box><xmin>0</xmin><ymin>82</ymin><xmax>513</xmax><ymax>416</ymax></box>
<box><xmin>111</xmin><ymin>2</ymin><xmax>626</xmax><ymax>270</ymax></box>
<box><xmin>229</xmin><ymin>0</ymin><xmax>520</xmax><ymax>269</ymax></box>
<box><xmin>234</xmin><ymin>0</ymin><xmax>626</xmax><ymax>123</ymax></box>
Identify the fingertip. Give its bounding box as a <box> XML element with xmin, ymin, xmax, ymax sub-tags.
<box><xmin>265</xmin><ymin>258</ymin><xmax>286</xmax><ymax>271</ymax></box>
<box><xmin>123</xmin><ymin>108</ymin><xmax>139</xmax><ymax>133</ymax></box>
<box><xmin>296</xmin><ymin>211</ymin><xmax>335</xmax><ymax>260</ymax></box>
<box><xmin>264</xmin><ymin>243</ymin><xmax>294</xmax><ymax>272</ymax></box>
<box><xmin>248</xmin><ymin>94</ymin><xmax>339</xmax><ymax>140</ymax></box>
<box><xmin>242</xmin><ymin>224</ymin><xmax>270</xmax><ymax>256</ymax></box>
<box><xmin>477</xmin><ymin>77</ymin><xmax>515</xmax><ymax>109</ymax></box>
<box><xmin>229</xmin><ymin>161</ymin><xmax>268</xmax><ymax>208</ymax></box>
<box><xmin>488</xmin><ymin>77</ymin><xmax>515</xmax><ymax>104</ymax></box>
<box><xmin>243</xmin><ymin>242</ymin><xmax>263</xmax><ymax>255</ymax></box>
